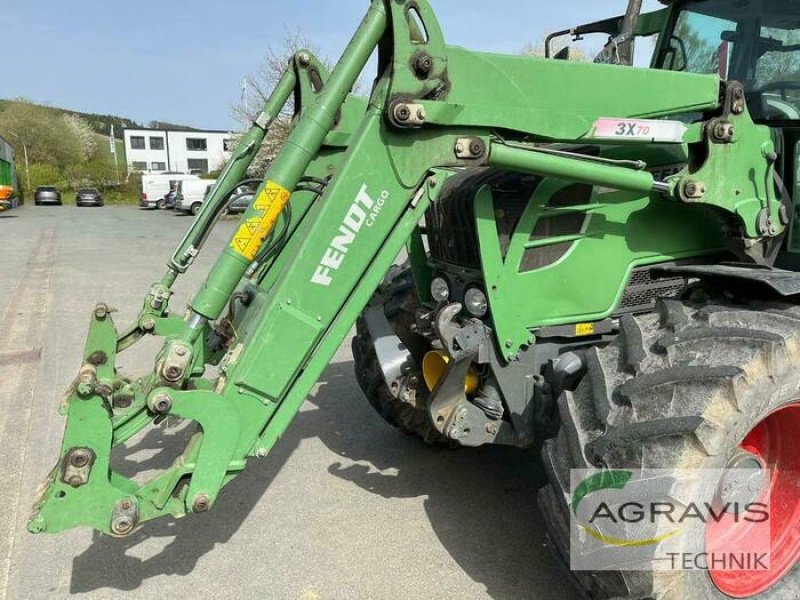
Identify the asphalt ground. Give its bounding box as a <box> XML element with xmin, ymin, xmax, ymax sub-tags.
<box><xmin>0</xmin><ymin>205</ymin><xmax>581</xmax><ymax>600</ymax></box>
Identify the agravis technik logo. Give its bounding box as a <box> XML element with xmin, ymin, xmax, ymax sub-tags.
<box><xmin>569</xmin><ymin>469</ymin><xmax>771</xmax><ymax>572</ymax></box>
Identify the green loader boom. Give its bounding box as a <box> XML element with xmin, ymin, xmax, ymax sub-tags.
<box><xmin>29</xmin><ymin>0</ymin><xmax>784</xmax><ymax>540</ymax></box>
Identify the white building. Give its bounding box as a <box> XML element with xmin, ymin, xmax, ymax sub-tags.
<box><xmin>123</xmin><ymin>128</ymin><xmax>235</xmax><ymax>175</ymax></box>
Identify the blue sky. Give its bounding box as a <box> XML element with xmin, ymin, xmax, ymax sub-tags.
<box><xmin>4</xmin><ymin>0</ymin><xmax>661</xmax><ymax>130</ymax></box>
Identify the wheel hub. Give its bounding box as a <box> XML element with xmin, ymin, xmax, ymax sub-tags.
<box><xmin>708</xmin><ymin>403</ymin><xmax>800</xmax><ymax>598</ymax></box>
<box><xmin>716</xmin><ymin>450</ymin><xmax>767</xmax><ymax>510</ymax></box>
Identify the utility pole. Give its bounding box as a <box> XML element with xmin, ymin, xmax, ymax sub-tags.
<box><xmin>8</xmin><ymin>132</ymin><xmax>31</xmax><ymax>194</ymax></box>
<box><xmin>109</xmin><ymin>125</ymin><xmax>119</xmax><ymax>181</ymax></box>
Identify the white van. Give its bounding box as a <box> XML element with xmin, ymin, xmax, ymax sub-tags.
<box><xmin>176</xmin><ymin>179</ymin><xmax>217</xmax><ymax>215</ymax></box>
<box><xmin>140</xmin><ymin>173</ymin><xmax>200</xmax><ymax>209</ymax></box>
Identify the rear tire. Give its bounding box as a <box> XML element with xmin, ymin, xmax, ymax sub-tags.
<box><xmin>191</xmin><ymin>203</ymin><xmax>202</xmax><ymax>216</ymax></box>
<box><xmin>539</xmin><ymin>293</ymin><xmax>800</xmax><ymax>599</ymax></box>
<box><xmin>352</xmin><ymin>266</ymin><xmax>451</xmax><ymax>445</ymax></box>
<box><xmin>156</xmin><ymin>198</ymin><xmax>167</xmax><ymax>210</ymax></box>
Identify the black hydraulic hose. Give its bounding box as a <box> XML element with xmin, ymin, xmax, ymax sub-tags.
<box><xmin>188</xmin><ymin>178</ymin><xmax>266</xmax><ymax>256</ymax></box>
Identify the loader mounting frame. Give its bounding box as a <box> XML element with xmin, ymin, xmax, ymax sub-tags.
<box><xmin>30</xmin><ymin>0</ymin><xmax>781</xmax><ymax>536</ymax></box>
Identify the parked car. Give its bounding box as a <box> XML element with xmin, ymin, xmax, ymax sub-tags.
<box><xmin>34</xmin><ymin>186</ymin><xmax>62</xmax><ymax>206</ymax></box>
<box><xmin>176</xmin><ymin>179</ymin><xmax>216</xmax><ymax>215</ymax></box>
<box><xmin>226</xmin><ymin>185</ymin><xmax>256</xmax><ymax>215</ymax></box>
<box><xmin>75</xmin><ymin>188</ymin><xmax>104</xmax><ymax>207</ymax></box>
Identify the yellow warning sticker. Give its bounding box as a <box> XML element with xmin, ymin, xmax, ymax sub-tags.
<box><xmin>230</xmin><ymin>181</ymin><xmax>291</xmax><ymax>261</ymax></box>
<box><xmin>575</xmin><ymin>322</ymin><xmax>595</xmax><ymax>337</ymax></box>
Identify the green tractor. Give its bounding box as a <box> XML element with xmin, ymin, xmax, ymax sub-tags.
<box><xmin>29</xmin><ymin>0</ymin><xmax>800</xmax><ymax>597</ymax></box>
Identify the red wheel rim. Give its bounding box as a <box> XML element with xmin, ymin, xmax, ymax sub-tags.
<box><xmin>708</xmin><ymin>404</ymin><xmax>800</xmax><ymax>597</ymax></box>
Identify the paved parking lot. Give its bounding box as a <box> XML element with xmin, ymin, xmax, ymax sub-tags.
<box><xmin>0</xmin><ymin>206</ymin><xmax>580</xmax><ymax>600</ymax></box>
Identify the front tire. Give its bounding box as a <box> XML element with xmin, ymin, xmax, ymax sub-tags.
<box><xmin>352</xmin><ymin>266</ymin><xmax>451</xmax><ymax>445</ymax></box>
<box><xmin>539</xmin><ymin>294</ymin><xmax>800</xmax><ymax>599</ymax></box>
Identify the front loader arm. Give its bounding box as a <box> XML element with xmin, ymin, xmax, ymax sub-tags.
<box><xmin>31</xmin><ymin>0</ymin><xmax>781</xmax><ymax>536</ymax></box>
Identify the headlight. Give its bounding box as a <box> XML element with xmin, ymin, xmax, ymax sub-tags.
<box><xmin>430</xmin><ymin>277</ymin><xmax>450</xmax><ymax>303</ymax></box>
<box><xmin>464</xmin><ymin>287</ymin><xmax>488</xmax><ymax>318</ymax></box>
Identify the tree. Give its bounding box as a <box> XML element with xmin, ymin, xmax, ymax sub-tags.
<box><xmin>231</xmin><ymin>31</ymin><xmax>344</xmax><ymax>176</ymax></box>
<box><xmin>0</xmin><ymin>100</ymin><xmax>83</xmax><ymax>169</ymax></box>
<box><xmin>63</xmin><ymin>114</ymin><xmax>98</xmax><ymax>160</ymax></box>
<box><xmin>27</xmin><ymin>163</ymin><xmax>64</xmax><ymax>190</ymax></box>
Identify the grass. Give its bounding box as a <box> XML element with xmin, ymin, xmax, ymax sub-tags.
<box><xmin>103</xmin><ymin>190</ymin><xmax>140</xmax><ymax>205</ymax></box>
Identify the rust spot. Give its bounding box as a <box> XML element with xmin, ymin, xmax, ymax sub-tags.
<box><xmin>87</xmin><ymin>351</ymin><xmax>108</xmax><ymax>366</ymax></box>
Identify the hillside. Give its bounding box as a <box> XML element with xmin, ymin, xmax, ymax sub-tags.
<box><xmin>0</xmin><ymin>99</ymin><xmax>196</xmax><ymax>139</ymax></box>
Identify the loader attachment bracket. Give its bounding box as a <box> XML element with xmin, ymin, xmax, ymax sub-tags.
<box><xmin>28</xmin><ymin>308</ymin><xmax>260</xmax><ymax>535</ymax></box>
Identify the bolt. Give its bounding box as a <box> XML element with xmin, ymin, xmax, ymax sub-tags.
<box><xmin>94</xmin><ymin>304</ymin><xmax>109</xmax><ymax>320</ymax></box>
<box><xmin>141</xmin><ymin>318</ymin><xmax>156</xmax><ymax>332</ymax></box>
<box><xmin>413</xmin><ymin>53</ymin><xmax>434</xmax><ymax>77</ymax></box>
<box><xmin>151</xmin><ymin>393</ymin><xmax>172</xmax><ymax>414</ymax></box>
<box><xmin>416</xmin><ymin>108</ymin><xmax>426</xmax><ymax>122</ymax></box>
<box><xmin>256</xmin><ymin>448</ymin><xmax>267</xmax><ymax>458</ymax></box>
<box><xmin>505</xmin><ymin>339</ymin><xmax>513</xmax><ymax>348</ymax></box>
<box><xmin>164</xmin><ymin>365</ymin><xmax>183</xmax><ymax>382</ymax></box>
<box><xmin>96</xmin><ymin>380</ymin><xmax>114</xmax><ymax>398</ymax></box>
<box><xmin>429</xmin><ymin>177</ymin><xmax>437</xmax><ymax>188</ymax></box>
<box><xmin>395</xmin><ymin>104</ymin><xmax>411</xmax><ymax>122</ymax></box>
<box><xmin>77</xmin><ymin>382</ymin><xmax>95</xmax><ymax>397</ymax></box>
<box><xmin>114</xmin><ymin>393</ymin><xmax>133</xmax><ymax>409</ymax></box>
<box><xmin>192</xmin><ymin>493</ymin><xmax>210</xmax><ymax>513</ymax></box>
<box><xmin>27</xmin><ymin>515</ymin><xmax>46</xmax><ymax>534</ymax></box>
<box><xmin>469</xmin><ymin>141</ymin><xmax>483</xmax><ymax>157</ymax></box>
<box><xmin>174</xmin><ymin>346</ymin><xmax>188</xmax><ymax>357</ymax></box>
<box><xmin>120</xmin><ymin>499</ymin><xmax>132</xmax><ymax>510</ymax></box>
<box><xmin>67</xmin><ymin>475</ymin><xmax>83</xmax><ymax>488</ymax></box>
<box><xmin>455</xmin><ymin>142</ymin><xmax>465</xmax><ymax>155</ymax></box>
<box><xmin>297</xmin><ymin>52</ymin><xmax>311</xmax><ymax>67</ymax></box>
<box><xmin>685</xmin><ymin>182</ymin><xmax>698</xmax><ymax>197</ymax></box>
<box><xmin>69</xmin><ymin>448</ymin><xmax>92</xmax><ymax>468</ymax></box>
<box><xmin>111</xmin><ymin>515</ymin><xmax>134</xmax><ymax>536</ymax></box>
<box><xmin>486</xmin><ymin>423</ymin><xmax>499</xmax><ymax>435</ymax></box>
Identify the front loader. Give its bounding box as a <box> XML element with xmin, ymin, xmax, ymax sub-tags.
<box><xmin>29</xmin><ymin>0</ymin><xmax>800</xmax><ymax>597</ymax></box>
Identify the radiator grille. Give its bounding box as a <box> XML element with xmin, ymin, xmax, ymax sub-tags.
<box><xmin>615</xmin><ymin>268</ymin><xmax>688</xmax><ymax>315</ymax></box>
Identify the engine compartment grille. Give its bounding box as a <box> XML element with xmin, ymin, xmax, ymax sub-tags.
<box><xmin>614</xmin><ymin>268</ymin><xmax>689</xmax><ymax>315</ymax></box>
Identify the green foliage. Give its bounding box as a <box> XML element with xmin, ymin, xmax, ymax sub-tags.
<box><xmin>0</xmin><ymin>100</ymin><xmax>131</xmax><ymax>194</ymax></box>
<box><xmin>27</xmin><ymin>163</ymin><xmax>64</xmax><ymax>190</ymax></box>
<box><xmin>102</xmin><ymin>172</ymin><xmax>142</xmax><ymax>205</ymax></box>
<box><xmin>0</xmin><ymin>101</ymin><xmax>84</xmax><ymax>169</ymax></box>
<box><xmin>0</xmin><ymin>98</ymin><xmax>139</xmax><ymax>139</ymax></box>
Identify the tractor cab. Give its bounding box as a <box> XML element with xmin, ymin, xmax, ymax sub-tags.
<box><xmin>551</xmin><ymin>0</ymin><xmax>800</xmax><ymax>256</ymax></box>
<box><xmin>655</xmin><ymin>0</ymin><xmax>800</xmax><ymax>256</ymax></box>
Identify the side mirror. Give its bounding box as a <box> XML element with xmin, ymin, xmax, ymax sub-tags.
<box><xmin>554</xmin><ymin>46</ymin><xmax>571</xmax><ymax>61</ymax></box>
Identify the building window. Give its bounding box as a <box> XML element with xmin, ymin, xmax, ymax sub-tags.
<box><xmin>149</xmin><ymin>136</ymin><xmax>165</xmax><ymax>150</ymax></box>
<box><xmin>151</xmin><ymin>162</ymin><xmax>167</xmax><ymax>171</ymax></box>
<box><xmin>131</xmin><ymin>161</ymin><xmax>148</xmax><ymax>171</ymax></box>
<box><xmin>223</xmin><ymin>138</ymin><xmax>236</xmax><ymax>152</ymax></box>
<box><xmin>186</xmin><ymin>138</ymin><xmax>207</xmax><ymax>151</ymax></box>
<box><xmin>187</xmin><ymin>159</ymin><xmax>209</xmax><ymax>174</ymax></box>
<box><xmin>130</xmin><ymin>136</ymin><xmax>145</xmax><ymax>150</ymax></box>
